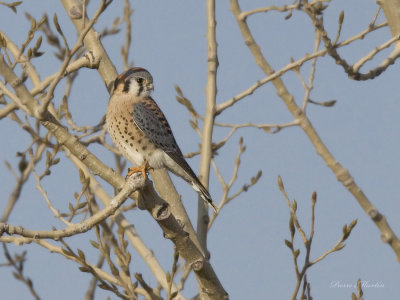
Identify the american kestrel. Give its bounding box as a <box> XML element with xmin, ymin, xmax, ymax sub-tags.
<box><xmin>106</xmin><ymin>67</ymin><xmax>217</xmax><ymax>212</ymax></box>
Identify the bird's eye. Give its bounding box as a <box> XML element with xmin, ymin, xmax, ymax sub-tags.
<box><xmin>136</xmin><ymin>78</ymin><xmax>143</xmax><ymax>84</ymax></box>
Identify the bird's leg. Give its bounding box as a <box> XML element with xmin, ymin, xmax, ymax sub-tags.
<box><xmin>126</xmin><ymin>160</ymin><xmax>149</xmax><ymax>179</ymax></box>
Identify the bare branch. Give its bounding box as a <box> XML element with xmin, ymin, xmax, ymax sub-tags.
<box><xmin>0</xmin><ymin>1</ymin><xmax>22</xmax><ymax>13</ymax></box>
<box><xmin>121</xmin><ymin>0</ymin><xmax>134</xmax><ymax>70</ymax></box>
<box><xmin>239</xmin><ymin>3</ymin><xmax>301</xmax><ymax>20</ymax></box>
<box><xmin>230</xmin><ymin>0</ymin><xmax>400</xmax><ymax>262</ymax></box>
<box><xmin>304</xmin><ymin>2</ymin><xmax>400</xmax><ymax>80</ymax></box>
<box><xmin>0</xmin><ymin>102</ymin><xmax>18</xmax><ymax>119</ymax></box>
<box><xmin>278</xmin><ymin>178</ymin><xmax>357</xmax><ymax>300</ymax></box>
<box><xmin>301</xmin><ymin>29</ymin><xmax>321</xmax><ymax>111</ymax></box>
<box><xmin>38</xmin><ymin>0</ymin><xmax>109</xmax><ymax>117</ymax></box>
<box><xmin>208</xmin><ymin>138</ymin><xmax>262</xmax><ymax>228</ymax></box>
<box><xmin>215</xmin><ymin>20</ymin><xmax>388</xmax><ymax>114</ymax></box>
<box><xmin>197</xmin><ymin>0</ymin><xmax>219</xmax><ymax>252</ymax></box>
<box><xmin>2</xmin><ymin>245</ymin><xmax>41</xmax><ymax>300</ymax></box>
<box><xmin>0</xmin><ymin>173</ymin><xmax>145</xmax><ymax>239</ymax></box>
<box><xmin>60</xmin><ymin>7</ymin><xmax>214</xmax><ymax>295</ymax></box>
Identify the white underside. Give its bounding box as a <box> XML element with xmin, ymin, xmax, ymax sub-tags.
<box><xmin>121</xmin><ymin>143</ymin><xmax>165</xmax><ymax>169</ymax></box>
<box><xmin>122</xmin><ymin>141</ymin><xmax>192</xmax><ymax>181</ymax></box>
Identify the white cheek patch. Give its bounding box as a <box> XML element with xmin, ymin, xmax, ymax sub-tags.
<box><xmin>128</xmin><ymin>80</ymin><xmax>150</xmax><ymax>99</ymax></box>
<box><xmin>128</xmin><ymin>80</ymin><xmax>140</xmax><ymax>96</ymax></box>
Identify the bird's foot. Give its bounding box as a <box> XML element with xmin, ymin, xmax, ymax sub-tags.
<box><xmin>126</xmin><ymin>161</ymin><xmax>148</xmax><ymax>180</ymax></box>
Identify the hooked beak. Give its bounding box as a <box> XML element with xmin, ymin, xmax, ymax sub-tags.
<box><xmin>147</xmin><ymin>82</ymin><xmax>154</xmax><ymax>91</ymax></box>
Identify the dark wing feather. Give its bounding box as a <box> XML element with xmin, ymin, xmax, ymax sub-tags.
<box><xmin>132</xmin><ymin>99</ymin><xmax>198</xmax><ymax>180</ymax></box>
<box><xmin>132</xmin><ymin>98</ymin><xmax>217</xmax><ymax>212</ymax></box>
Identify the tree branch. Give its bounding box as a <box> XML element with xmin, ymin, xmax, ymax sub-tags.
<box><xmin>197</xmin><ymin>0</ymin><xmax>219</xmax><ymax>253</ymax></box>
<box><xmin>230</xmin><ymin>0</ymin><xmax>400</xmax><ymax>262</ymax></box>
<box><xmin>0</xmin><ymin>2</ymin><xmax>228</xmax><ymax>297</ymax></box>
<box><xmin>0</xmin><ymin>173</ymin><xmax>145</xmax><ymax>239</ymax></box>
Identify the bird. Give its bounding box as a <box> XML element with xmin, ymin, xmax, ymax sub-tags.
<box><xmin>106</xmin><ymin>67</ymin><xmax>217</xmax><ymax>212</ymax></box>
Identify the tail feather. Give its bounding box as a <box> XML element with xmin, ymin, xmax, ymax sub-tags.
<box><xmin>191</xmin><ymin>180</ymin><xmax>218</xmax><ymax>213</ymax></box>
<box><xmin>163</xmin><ymin>151</ymin><xmax>218</xmax><ymax>212</ymax></box>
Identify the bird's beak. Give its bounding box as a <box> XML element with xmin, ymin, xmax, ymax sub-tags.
<box><xmin>147</xmin><ymin>83</ymin><xmax>154</xmax><ymax>91</ymax></box>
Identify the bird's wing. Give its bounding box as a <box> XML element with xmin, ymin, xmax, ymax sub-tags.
<box><xmin>132</xmin><ymin>99</ymin><xmax>197</xmax><ymax>178</ymax></box>
<box><xmin>132</xmin><ymin>98</ymin><xmax>217</xmax><ymax>212</ymax></box>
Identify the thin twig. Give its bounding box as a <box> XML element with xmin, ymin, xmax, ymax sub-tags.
<box><xmin>215</xmin><ymin>20</ymin><xmax>388</xmax><ymax>114</ymax></box>
<box><xmin>230</xmin><ymin>0</ymin><xmax>400</xmax><ymax>262</ymax></box>
<box><xmin>37</xmin><ymin>0</ymin><xmax>108</xmax><ymax>117</ymax></box>
<box><xmin>197</xmin><ymin>0</ymin><xmax>219</xmax><ymax>252</ymax></box>
<box><xmin>0</xmin><ymin>173</ymin><xmax>146</xmax><ymax>239</ymax></box>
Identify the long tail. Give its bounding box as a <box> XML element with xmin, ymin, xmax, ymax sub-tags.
<box><xmin>164</xmin><ymin>152</ymin><xmax>218</xmax><ymax>212</ymax></box>
<box><xmin>191</xmin><ymin>178</ymin><xmax>218</xmax><ymax>213</ymax></box>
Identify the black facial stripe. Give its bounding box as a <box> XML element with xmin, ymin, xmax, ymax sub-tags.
<box><xmin>114</xmin><ymin>77</ymin><xmax>120</xmax><ymax>90</ymax></box>
<box><xmin>123</xmin><ymin>80</ymin><xmax>131</xmax><ymax>93</ymax></box>
<box><xmin>137</xmin><ymin>82</ymin><xmax>144</xmax><ymax>96</ymax></box>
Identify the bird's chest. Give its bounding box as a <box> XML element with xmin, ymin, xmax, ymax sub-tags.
<box><xmin>106</xmin><ymin>103</ymin><xmax>165</xmax><ymax>168</ymax></box>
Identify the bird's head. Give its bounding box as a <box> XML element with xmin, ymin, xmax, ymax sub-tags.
<box><xmin>113</xmin><ymin>67</ymin><xmax>154</xmax><ymax>99</ymax></box>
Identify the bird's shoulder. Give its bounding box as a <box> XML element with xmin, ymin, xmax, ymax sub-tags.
<box><xmin>133</xmin><ymin>97</ymin><xmax>180</xmax><ymax>152</ymax></box>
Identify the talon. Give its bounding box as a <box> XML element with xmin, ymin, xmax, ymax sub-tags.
<box><xmin>126</xmin><ymin>160</ymin><xmax>149</xmax><ymax>180</ymax></box>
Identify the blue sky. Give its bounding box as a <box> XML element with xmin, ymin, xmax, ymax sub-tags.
<box><xmin>0</xmin><ymin>1</ymin><xmax>399</xmax><ymax>299</ymax></box>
